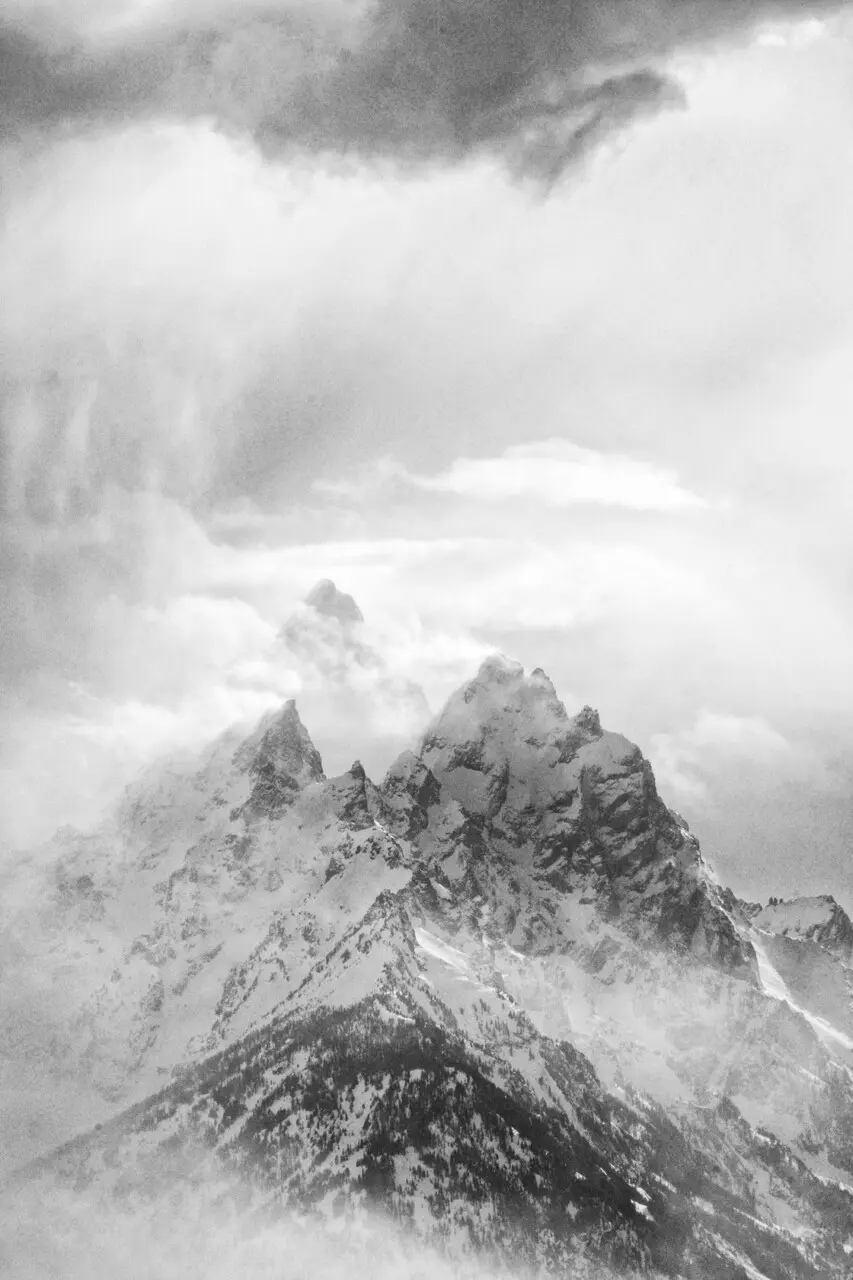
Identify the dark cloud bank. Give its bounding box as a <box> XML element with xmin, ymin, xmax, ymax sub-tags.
<box><xmin>0</xmin><ymin>0</ymin><xmax>847</xmax><ymax>176</ymax></box>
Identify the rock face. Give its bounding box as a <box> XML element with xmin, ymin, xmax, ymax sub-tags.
<box><xmin>3</xmin><ymin>646</ymin><xmax>853</xmax><ymax>1279</ymax></box>
<box><xmin>418</xmin><ymin>657</ymin><xmax>754</xmax><ymax>973</ymax></box>
<box><xmin>381</xmin><ymin>750</ymin><xmax>442</xmax><ymax>839</ymax></box>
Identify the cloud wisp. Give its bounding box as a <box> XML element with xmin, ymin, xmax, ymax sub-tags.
<box><xmin>649</xmin><ymin>710</ymin><xmax>841</xmax><ymax>804</ymax></box>
<box><xmin>317</xmin><ymin>440</ymin><xmax>707</xmax><ymax>511</ymax></box>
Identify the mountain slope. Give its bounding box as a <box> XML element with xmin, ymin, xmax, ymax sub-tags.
<box><xmin>12</xmin><ymin>888</ymin><xmax>853</xmax><ymax>1279</ymax></box>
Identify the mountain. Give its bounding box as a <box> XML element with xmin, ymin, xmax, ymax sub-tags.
<box><xmin>752</xmin><ymin>896</ymin><xmax>853</xmax><ymax>966</ymax></box>
<box><xmin>3</xmin><ymin>617</ymin><xmax>853</xmax><ymax>1278</ymax></box>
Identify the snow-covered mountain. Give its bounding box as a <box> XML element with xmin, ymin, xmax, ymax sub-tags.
<box><xmin>3</xmin><ymin>594</ymin><xmax>853</xmax><ymax>1278</ymax></box>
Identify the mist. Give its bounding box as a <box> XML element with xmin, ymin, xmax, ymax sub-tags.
<box><xmin>1</xmin><ymin>1185</ymin><xmax>525</xmax><ymax>1280</ymax></box>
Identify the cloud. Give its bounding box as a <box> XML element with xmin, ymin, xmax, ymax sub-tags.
<box><xmin>649</xmin><ymin>710</ymin><xmax>840</xmax><ymax>805</ymax></box>
<box><xmin>0</xmin><ymin>1</ymin><xmax>286</xmax><ymax>45</ymax></box>
<box><xmin>0</xmin><ymin>1186</ymin><xmax>518</xmax><ymax>1280</ymax></box>
<box><xmin>317</xmin><ymin>440</ymin><xmax>706</xmax><ymax>510</ymax></box>
<box><xmin>0</xmin><ymin>120</ymin><xmax>313</xmax><ymax>521</ymax></box>
<box><xmin>0</xmin><ymin>685</ymin><xmax>282</xmax><ymax>850</ymax></box>
<box><xmin>0</xmin><ymin>0</ymin><xmax>846</xmax><ymax>177</ymax></box>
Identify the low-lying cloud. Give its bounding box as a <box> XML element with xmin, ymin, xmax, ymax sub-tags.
<box><xmin>0</xmin><ymin>1184</ymin><xmax>520</xmax><ymax>1280</ymax></box>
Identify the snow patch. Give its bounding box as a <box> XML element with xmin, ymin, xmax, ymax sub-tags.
<box><xmin>752</xmin><ymin>930</ymin><xmax>853</xmax><ymax>1051</ymax></box>
<box><xmin>414</xmin><ymin>929</ymin><xmax>472</xmax><ymax>976</ymax></box>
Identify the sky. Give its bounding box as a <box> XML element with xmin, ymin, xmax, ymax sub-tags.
<box><xmin>1</xmin><ymin>0</ymin><xmax>853</xmax><ymax>909</ymax></box>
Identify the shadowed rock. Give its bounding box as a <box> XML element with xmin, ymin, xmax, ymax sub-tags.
<box><xmin>235</xmin><ymin>701</ymin><xmax>324</xmax><ymax>821</ymax></box>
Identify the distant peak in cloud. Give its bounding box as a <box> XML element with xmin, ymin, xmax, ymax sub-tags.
<box><xmin>269</xmin><ymin>578</ymin><xmax>432</xmax><ymax>781</ymax></box>
<box><xmin>304</xmin><ymin>579</ymin><xmax>364</xmax><ymax>626</ymax></box>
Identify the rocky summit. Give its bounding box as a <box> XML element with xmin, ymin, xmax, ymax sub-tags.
<box><xmin>2</xmin><ymin>629</ymin><xmax>853</xmax><ymax>1279</ymax></box>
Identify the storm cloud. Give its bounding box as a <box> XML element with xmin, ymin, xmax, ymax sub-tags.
<box><xmin>1</xmin><ymin>0</ymin><xmax>849</xmax><ymax>174</ymax></box>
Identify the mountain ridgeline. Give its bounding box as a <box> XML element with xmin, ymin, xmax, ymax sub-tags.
<box><xmin>2</xmin><ymin>584</ymin><xmax>853</xmax><ymax>1279</ymax></box>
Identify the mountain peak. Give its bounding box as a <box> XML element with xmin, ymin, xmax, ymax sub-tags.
<box><xmin>418</xmin><ymin>659</ymin><xmax>574</xmax><ymax>822</ymax></box>
<box><xmin>234</xmin><ymin>700</ymin><xmax>325</xmax><ymax>820</ymax></box>
<box><xmin>431</xmin><ymin>655</ymin><xmax>569</xmax><ymax>733</ymax></box>
<box><xmin>476</xmin><ymin>652</ymin><xmax>525</xmax><ymax>684</ymax></box>
<box><xmin>304</xmin><ymin>579</ymin><xmax>364</xmax><ymax>625</ymax></box>
<box><xmin>573</xmin><ymin>704</ymin><xmax>602</xmax><ymax>736</ymax></box>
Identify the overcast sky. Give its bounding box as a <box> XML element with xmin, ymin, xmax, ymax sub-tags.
<box><xmin>2</xmin><ymin>0</ymin><xmax>853</xmax><ymax>910</ymax></box>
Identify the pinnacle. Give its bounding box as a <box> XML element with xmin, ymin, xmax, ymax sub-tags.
<box><xmin>232</xmin><ymin>698</ymin><xmax>326</xmax><ymax>811</ymax></box>
<box><xmin>304</xmin><ymin>579</ymin><xmax>364</xmax><ymax>625</ymax></box>
<box><xmin>573</xmin><ymin>705</ymin><xmax>602</xmax><ymax>736</ymax></box>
